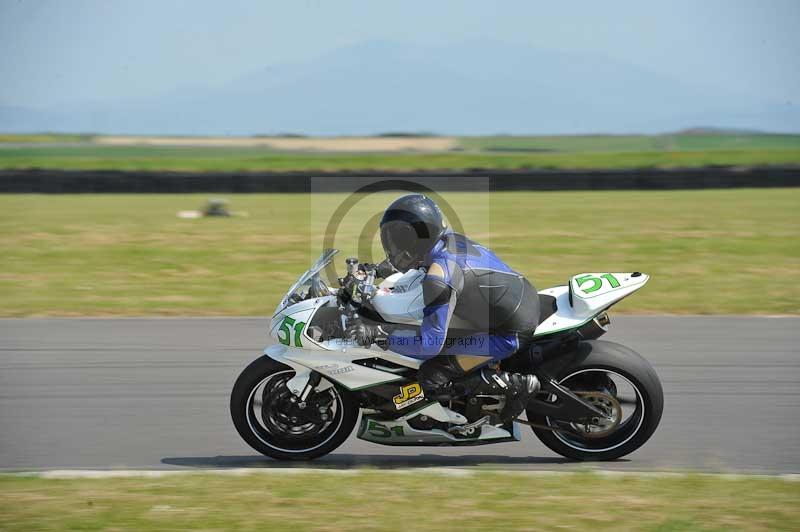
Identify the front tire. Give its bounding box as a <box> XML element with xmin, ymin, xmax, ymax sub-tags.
<box><xmin>230</xmin><ymin>356</ymin><xmax>358</xmax><ymax>461</ymax></box>
<box><xmin>528</xmin><ymin>340</ymin><xmax>663</xmax><ymax>461</ymax></box>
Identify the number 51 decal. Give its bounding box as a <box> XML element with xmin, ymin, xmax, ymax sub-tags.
<box><xmin>277</xmin><ymin>316</ymin><xmax>306</xmax><ymax>347</ymax></box>
<box><xmin>575</xmin><ymin>273</ymin><xmax>620</xmax><ymax>294</ymax></box>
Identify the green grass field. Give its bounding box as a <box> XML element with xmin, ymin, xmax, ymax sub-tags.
<box><xmin>1</xmin><ymin>189</ymin><xmax>797</xmax><ymax>317</ymax></box>
<box><xmin>460</xmin><ymin>133</ymin><xmax>800</xmax><ymax>153</ymax></box>
<box><xmin>0</xmin><ymin>133</ymin><xmax>799</xmax><ymax>171</ymax></box>
<box><xmin>1</xmin><ymin>471</ymin><xmax>798</xmax><ymax>531</ymax></box>
<box><xmin>0</xmin><ymin>133</ymin><xmax>96</xmax><ymax>144</ymax></box>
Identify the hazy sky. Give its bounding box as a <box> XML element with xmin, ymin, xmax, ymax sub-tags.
<box><xmin>1</xmin><ymin>0</ymin><xmax>798</xmax><ymax>109</ymax></box>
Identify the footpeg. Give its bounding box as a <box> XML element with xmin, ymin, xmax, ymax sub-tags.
<box><xmin>448</xmin><ymin>415</ymin><xmax>491</xmax><ymax>437</ymax></box>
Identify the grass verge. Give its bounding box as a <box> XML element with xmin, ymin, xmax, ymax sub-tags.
<box><xmin>1</xmin><ymin>144</ymin><xmax>799</xmax><ymax>171</ymax></box>
<box><xmin>460</xmin><ymin>133</ymin><xmax>800</xmax><ymax>153</ymax></box>
<box><xmin>0</xmin><ymin>189</ymin><xmax>798</xmax><ymax>316</ymax></box>
<box><xmin>1</xmin><ymin>471</ymin><xmax>798</xmax><ymax>531</ymax></box>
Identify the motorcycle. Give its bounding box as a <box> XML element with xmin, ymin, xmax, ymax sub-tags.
<box><xmin>231</xmin><ymin>249</ymin><xmax>663</xmax><ymax>461</ymax></box>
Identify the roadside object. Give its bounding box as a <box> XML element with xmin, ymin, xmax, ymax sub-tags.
<box><xmin>203</xmin><ymin>198</ymin><xmax>231</xmax><ymax>217</ymax></box>
<box><xmin>177</xmin><ymin>198</ymin><xmax>248</xmax><ymax>219</ymax></box>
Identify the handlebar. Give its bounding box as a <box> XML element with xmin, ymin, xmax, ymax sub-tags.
<box><xmin>338</xmin><ymin>265</ymin><xmax>375</xmax><ymax>301</ymax></box>
<box><xmin>336</xmin><ymin>258</ymin><xmax>389</xmax><ymax>320</ymax></box>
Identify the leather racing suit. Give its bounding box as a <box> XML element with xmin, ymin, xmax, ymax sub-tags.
<box><xmin>382</xmin><ymin>231</ymin><xmax>540</xmax><ymax>400</ymax></box>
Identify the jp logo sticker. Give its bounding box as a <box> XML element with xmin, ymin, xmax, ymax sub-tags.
<box><xmin>393</xmin><ymin>383</ymin><xmax>424</xmax><ymax>410</ymax></box>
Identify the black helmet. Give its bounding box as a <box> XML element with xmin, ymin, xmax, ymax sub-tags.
<box><xmin>379</xmin><ymin>194</ymin><xmax>446</xmax><ymax>272</ymax></box>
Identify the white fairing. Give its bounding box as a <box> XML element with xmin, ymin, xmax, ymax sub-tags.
<box><xmin>534</xmin><ymin>272</ymin><xmax>649</xmax><ymax>337</ymax></box>
<box><xmin>269</xmin><ymin>295</ymin><xmax>422</xmax><ymax>393</ymax></box>
<box><xmin>266</xmin><ymin>342</ymin><xmax>408</xmax><ymax>393</ymax></box>
<box><xmin>569</xmin><ymin>272</ymin><xmax>649</xmax><ymax>317</ymax></box>
<box><xmin>371</xmin><ymin>269</ymin><xmax>426</xmax><ymax>325</ymax></box>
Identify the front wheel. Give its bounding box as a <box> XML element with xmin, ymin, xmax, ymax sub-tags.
<box><xmin>230</xmin><ymin>356</ymin><xmax>358</xmax><ymax>461</ymax></box>
<box><xmin>528</xmin><ymin>340</ymin><xmax>664</xmax><ymax>461</ymax></box>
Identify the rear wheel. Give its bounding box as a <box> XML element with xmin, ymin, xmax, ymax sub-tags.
<box><xmin>528</xmin><ymin>340</ymin><xmax>663</xmax><ymax>461</ymax></box>
<box><xmin>230</xmin><ymin>356</ymin><xmax>358</xmax><ymax>461</ymax></box>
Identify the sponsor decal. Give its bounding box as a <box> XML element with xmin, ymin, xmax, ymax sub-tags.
<box><xmin>392</xmin><ymin>383</ymin><xmax>424</xmax><ymax>410</ymax></box>
<box><xmin>277</xmin><ymin>316</ymin><xmax>306</xmax><ymax>347</ymax></box>
<box><xmin>314</xmin><ymin>363</ymin><xmax>354</xmax><ymax>375</ymax></box>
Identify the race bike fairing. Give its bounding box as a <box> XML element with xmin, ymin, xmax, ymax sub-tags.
<box><xmin>383</xmin><ymin>232</ymin><xmax>539</xmax><ymax>361</ymax></box>
<box><xmin>231</xmin><ymin>244</ymin><xmax>660</xmax><ymax>462</ymax></box>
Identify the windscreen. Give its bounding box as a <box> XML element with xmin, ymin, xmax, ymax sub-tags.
<box><xmin>277</xmin><ymin>249</ymin><xmax>339</xmax><ymax>311</ymax></box>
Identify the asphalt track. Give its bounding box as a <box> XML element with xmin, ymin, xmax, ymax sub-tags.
<box><xmin>1</xmin><ymin>316</ymin><xmax>798</xmax><ymax>473</ymax></box>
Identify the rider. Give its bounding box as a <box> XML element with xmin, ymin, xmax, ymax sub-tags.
<box><xmin>345</xmin><ymin>194</ymin><xmax>541</xmax><ymax>423</ymax></box>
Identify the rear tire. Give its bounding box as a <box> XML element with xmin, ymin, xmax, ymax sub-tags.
<box><xmin>230</xmin><ymin>356</ymin><xmax>358</xmax><ymax>461</ymax></box>
<box><xmin>528</xmin><ymin>340</ymin><xmax>663</xmax><ymax>461</ymax></box>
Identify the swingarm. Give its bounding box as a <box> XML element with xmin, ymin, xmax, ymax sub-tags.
<box><xmin>525</xmin><ymin>378</ymin><xmax>610</xmax><ymax>424</ymax></box>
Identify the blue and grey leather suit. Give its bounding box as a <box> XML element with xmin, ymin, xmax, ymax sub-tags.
<box><xmin>385</xmin><ymin>232</ymin><xmax>540</xmax><ymax>363</ymax></box>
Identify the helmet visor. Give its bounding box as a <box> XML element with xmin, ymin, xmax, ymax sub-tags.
<box><xmin>380</xmin><ymin>221</ymin><xmax>427</xmax><ymax>272</ymax></box>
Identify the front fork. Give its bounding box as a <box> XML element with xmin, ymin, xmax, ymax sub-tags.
<box><xmin>297</xmin><ymin>372</ymin><xmax>321</xmax><ymax>402</ymax></box>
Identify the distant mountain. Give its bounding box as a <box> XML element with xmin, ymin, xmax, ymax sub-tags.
<box><xmin>2</xmin><ymin>40</ymin><xmax>799</xmax><ymax>135</ymax></box>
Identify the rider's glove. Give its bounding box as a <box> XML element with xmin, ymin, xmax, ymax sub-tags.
<box><xmin>359</xmin><ymin>259</ymin><xmax>396</xmax><ymax>279</ymax></box>
<box><xmin>344</xmin><ymin>320</ymin><xmax>390</xmax><ymax>349</ymax></box>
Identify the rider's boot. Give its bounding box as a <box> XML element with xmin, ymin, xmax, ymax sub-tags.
<box><xmin>418</xmin><ymin>356</ymin><xmax>540</xmax><ymax>425</ymax></box>
<box><xmin>417</xmin><ymin>356</ymin><xmax>470</xmax><ymax>424</ymax></box>
<box><xmin>458</xmin><ymin>368</ymin><xmax>541</xmax><ymax>423</ymax></box>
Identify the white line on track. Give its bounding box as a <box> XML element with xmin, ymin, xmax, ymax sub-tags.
<box><xmin>5</xmin><ymin>469</ymin><xmax>799</xmax><ymax>481</ymax></box>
